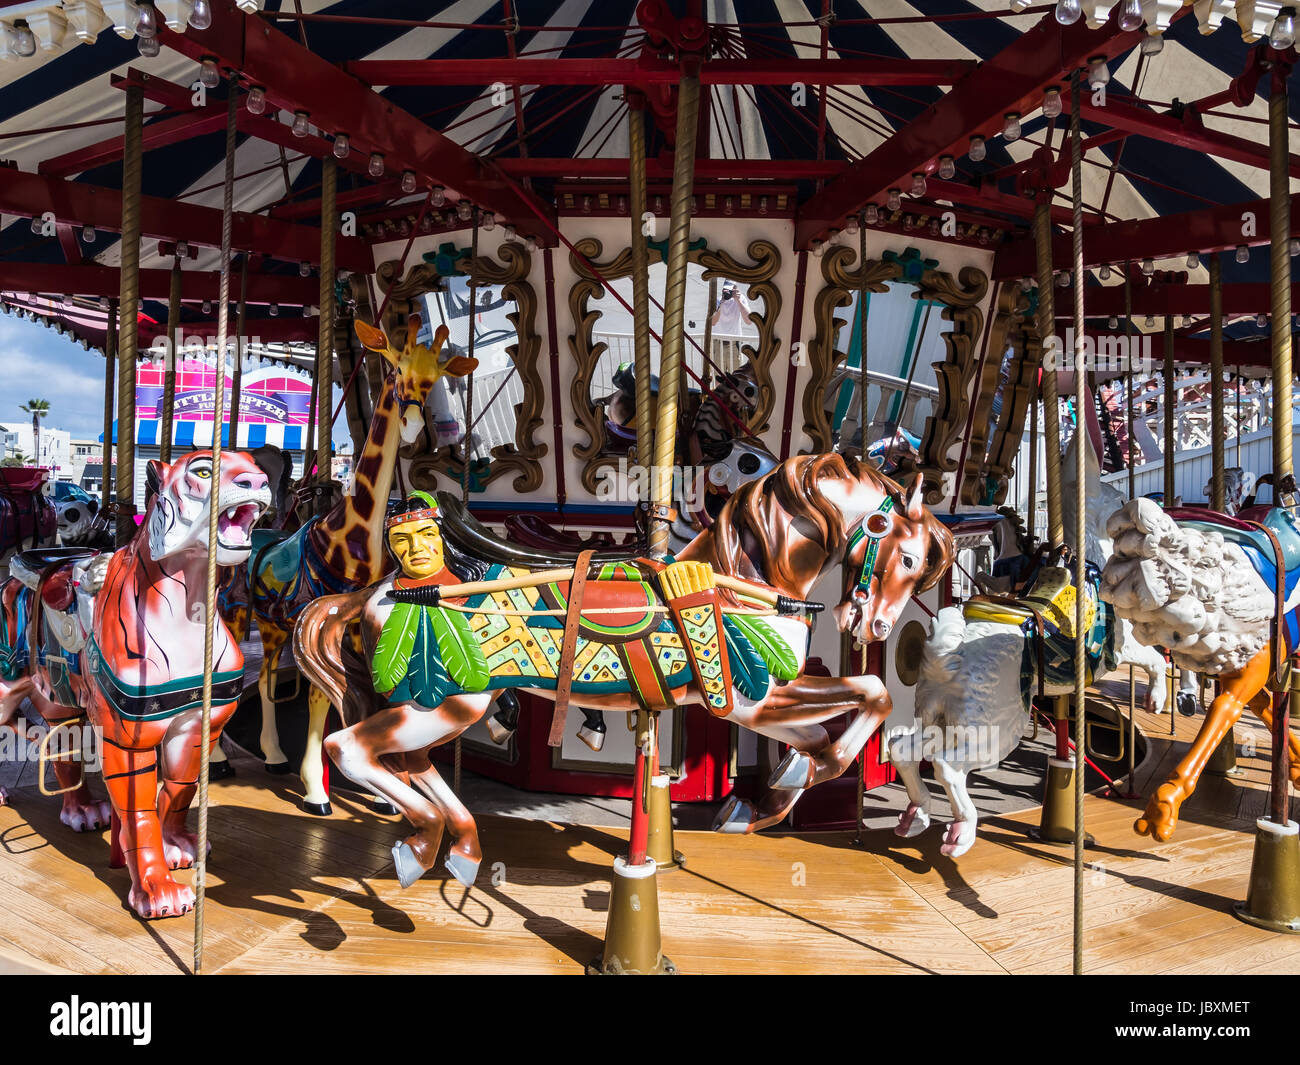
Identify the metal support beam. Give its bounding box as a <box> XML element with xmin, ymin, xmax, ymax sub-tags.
<box><xmin>1051</xmin><ymin>281</ymin><xmax>1300</xmax><ymax>317</ymax></box>
<box><xmin>0</xmin><ymin>261</ymin><xmax>319</xmax><ymax>304</ymax></box>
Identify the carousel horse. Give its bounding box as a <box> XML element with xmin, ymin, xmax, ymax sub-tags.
<box><xmin>219</xmin><ymin>317</ymin><xmax>476</xmax><ymax>813</ymax></box>
<box><xmin>294</xmin><ymin>455</ymin><xmax>955</xmax><ymax>888</ymax></box>
<box><xmin>892</xmin><ymin>431</ymin><xmax>1171</xmax><ymax>857</ymax></box>
<box><xmin>1203</xmin><ymin>467</ymin><xmax>1255</xmax><ymax>516</ymax></box>
<box><xmin>0</xmin><ymin>467</ymin><xmax>56</xmax><ymax>576</ymax></box>
<box><xmin>0</xmin><ymin>450</ymin><xmax>270</xmax><ymax>918</ymax></box>
<box><xmin>1101</xmin><ymin>495</ymin><xmax>1300</xmax><ymax>841</ymax></box>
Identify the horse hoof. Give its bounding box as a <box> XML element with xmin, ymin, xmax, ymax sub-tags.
<box><xmin>208</xmin><ymin>760</ymin><xmax>236</xmax><ymax>781</ymax></box>
<box><xmin>1176</xmin><ymin>692</ymin><xmax>1198</xmax><ymax>717</ymax></box>
<box><xmin>711</xmin><ymin>795</ymin><xmax>754</xmax><ymax>834</ymax></box>
<box><xmin>894</xmin><ymin>803</ymin><xmax>931</xmax><ymax>839</ymax></box>
<box><xmin>485</xmin><ymin>717</ymin><xmax>514</xmax><ymax>746</ymax></box>
<box><xmin>768</xmin><ymin>749</ymin><xmax>812</xmax><ymax>790</ymax></box>
<box><xmin>265</xmin><ymin>761</ymin><xmax>291</xmax><ymax>775</ymax></box>
<box><xmin>303</xmin><ymin>800</ymin><xmax>332</xmax><ymax>817</ymax></box>
<box><xmin>445</xmin><ymin>852</ymin><xmax>480</xmax><ymax>887</ymax></box>
<box><xmin>578</xmin><ymin>724</ymin><xmax>606</xmax><ymax>753</ymax></box>
<box><xmin>392</xmin><ymin>842</ymin><xmax>426</xmax><ymax>889</ymax></box>
<box><xmin>373</xmin><ymin>797</ymin><xmax>399</xmax><ymax>816</ymax></box>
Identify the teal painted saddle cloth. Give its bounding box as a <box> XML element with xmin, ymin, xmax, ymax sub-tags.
<box><xmin>371</xmin><ymin>562</ymin><xmax>801</xmax><ymax>712</ymax></box>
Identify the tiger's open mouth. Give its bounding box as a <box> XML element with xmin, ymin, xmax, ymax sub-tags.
<box><xmin>217</xmin><ymin>502</ymin><xmax>261</xmax><ymax>550</ymax></box>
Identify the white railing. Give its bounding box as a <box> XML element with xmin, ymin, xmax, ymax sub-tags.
<box><xmin>589</xmin><ymin>331</ymin><xmax>753</xmax><ymax>399</ymax></box>
<box><xmin>825</xmin><ymin>363</ymin><xmax>939</xmax><ymax>447</ymax></box>
<box><xmin>444</xmin><ymin>366</ymin><xmax>525</xmax><ymax>460</ymax></box>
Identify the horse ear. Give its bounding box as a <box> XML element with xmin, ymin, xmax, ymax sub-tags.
<box><xmin>904</xmin><ymin>472</ymin><xmax>925</xmax><ymax>521</ymax></box>
<box><xmin>145</xmin><ymin>460</ymin><xmax>164</xmax><ymax>501</ymax></box>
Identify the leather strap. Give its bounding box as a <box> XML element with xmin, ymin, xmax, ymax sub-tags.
<box><xmin>1244</xmin><ymin>518</ymin><xmax>1289</xmax><ymax>687</ymax></box>
<box><xmin>549</xmin><ymin>548</ymin><xmax>595</xmax><ymax>747</ymax></box>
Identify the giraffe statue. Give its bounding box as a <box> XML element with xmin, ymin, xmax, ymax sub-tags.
<box><xmin>222</xmin><ymin>316</ymin><xmax>476</xmax><ymax>814</ymax></box>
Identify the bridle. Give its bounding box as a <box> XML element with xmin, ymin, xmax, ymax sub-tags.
<box><xmin>844</xmin><ymin>494</ymin><xmax>896</xmax><ymax>601</ymax></box>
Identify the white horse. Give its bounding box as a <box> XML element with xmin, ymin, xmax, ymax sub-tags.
<box><xmin>887</xmin><ymin>430</ymin><xmax>1171</xmax><ymax>857</ymax></box>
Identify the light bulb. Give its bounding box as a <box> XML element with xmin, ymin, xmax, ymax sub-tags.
<box><xmin>457</xmin><ymin>199</ymin><xmax>473</xmax><ymax>221</ymax></box>
<box><xmin>1020</xmin><ymin>276</ymin><xmax>1034</xmax><ymax>292</ymax></box>
<box><xmin>524</xmin><ymin>237</ymin><xmax>538</xmax><ymax>253</ymax></box>
<box><xmin>1056</xmin><ymin>270</ymin><xmax>1070</xmax><ymax>287</ymax></box>
<box><xmin>724</xmin><ymin>196</ymin><xmax>735</xmax><ymax>216</ymax></box>
<box><xmin>689</xmin><ymin>196</ymin><xmax>698</xmax><ymax>214</ymax></box>
<box><xmin>247</xmin><ymin>86</ymin><xmax>267</xmax><ymax>115</ymax></box>
<box><xmin>1291</xmin><ymin>238</ymin><xmax>1300</xmax><ymax>257</ymax></box>
<box><xmin>299</xmin><ymin>261</ymin><xmax>311</xmax><ymax>278</ymax></box>
<box><xmin>1009</xmin><ymin>0</ymin><xmax>1031</xmax><ymax>10</ymax></box>
<box><xmin>844</xmin><ymin>214</ymin><xmax>859</xmax><ymax>236</ymax></box>
<box><xmin>616</xmin><ymin>196</ymin><xmax>627</xmax><ymax>214</ymax></box>
<box><xmin>1042</xmin><ymin>87</ymin><xmax>1062</xmax><ymax>119</ymax></box>
<box><xmin>135</xmin><ymin>5</ymin><xmax>157</xmax><ymax>39</ymax></box>
<box><xmin>1140</xmin><ymin>31</ymin><xmax>1164</xmax><ymax>56</ymax></box>
<box><xmin>1236</xmin><ymin>244</ymin><xmax>1249</xmax><ymax>264</ymax></box>
<box><xmin>1257</xmin><ymin>313</ymin><xmax>1268</xmax><ymax>328</ymax></box>
<box><xmin>811</xmin><ymin>239</ymin><xmax>825</xmax><ymax>257</ymax></box>
<box><xmin>581</xmin><ymin>195</ymin><xmax>592</xmax><ymax>214</ymax></box>
<box><xmin>1002</xmin><ymin>113</ymin><xmax>1021</xmax><ymax>141</ymax></box>
<box><xmin>29</xmin><ymin>216</ymin><xmax>41</xmax><ymax>235</ymax></box>
<box><xmin>199</xmin><ymin>58</ymin><xmax>221</xmax><ymax>89</ymax></box>
<box><xmin>188</xmin><ymin>0</ymin><xmax>213</xmax><ymax>30</ymax></box>
<box><xmin>910</xmin><ymin>172</ymin><xmax>927</xmax><ymax>197</ymax></box>
<box><xmin>400</xmin><ymin>170</ymin><xmax>417</xmax><ymax>194</ymax></box>
<box><xmin>1108</xmin><ymin>316</ymin><xmax>1119</xmax><ymax>329</ymax></box>
<box><xmin>1269</xmin><ymin>7</ymin><xmax>1296</xmax><ymax>49</ymax></box>
<box><xmin>504</xmin><ymin>226</ymin><xmax>516</xmax><ymax>240</ymax></box>
<box><xmin>968</xmin><ymin>135</ymin><xmax>986</xmax><ymax>162</ymax></box>
<box><xmin>1141</xmin><ymin>258</ymin><xmax>1155</xmax><ymax>276</ymax></box>
<box><xmin>1117</xmin><ymin>0</ymin><xmax>1143</xmax><ymax>33</ymax></box>
<box><xmin>483</xmin><ymin>213</ymin><xmax>496</xmax><ymax>232</ymax></box>
<box><xmin>431</xmin><ymin>186</ymin><xmax>446</xmax><ymax>207</ymax></box>
<box><xmin>332</xmin><ymin>133</ymin><xmax>350</xmax><ymax>159</ymax></box>
<box><xmin>292</xmin><ymin>112</ymin><xmax>310</xmax><ymax>138</ymax></box>
<box><xmin>758</xmin><ymin>196</ymin><xmax>769</xmax><ymax>216</ymax></box>
<box><xmin>1055</xmin><ymin>0</ymin><xmax>1082</xmax><ymax>25</ymax></box>
<box><xmin>368</xmin><ymin>153</ymin><xmax>385</xmax><ymax>178</ymax></box>
<box><xmin>865</xmin><ymin>203</ymin><xmax>879</xmax><ymax>224</ymax></box>
<box><xmin>903</xmin><ymin>215</ymin><xmax>914</xmax><ymax>231</ymax></box>
<box><xmin>82</xmin><ymin>225</ymin><xmax>96</xmax><ymax>244</ymax></box>
<box><xmin>1182</xmin><ymin>315</ymin><xmax>1192</xmax><ymax>327</ymax></box>
<box><xmin>269</xmin><ymin>303</ymin><xmax>279</xmax><ymax>318</ymax></box>
<box><xmin>99</xmin><ymin>297</ymin><xmax>110</xmax><ymax>311</ymax></box>
<box><xmin>929</xmin><ymin>217</ymin><xmax>940</xmax><ymax>235</ymax></box>
<box><xmin>175</xmin><ymin>240</ymin><xmax>189</xmax><ymax>258</ymax></box>
<box><xmin>202</xmin><ymin>300</ymin><xmax>212</xmax><ymax>315</ymax></box>
<box><xmin>1088</xmin><ymin>57</ymin><xmax>1111</xmax><ymax>90</ymax></box>
<box><xmin>1145</xmin><ymin>315</ymin><xmax>1155</xmax><ymax>328</ymax></box>
<box><xmin>137</xmin><ymin>33</ymin><xmax>160</xmax><ymax>57</ymax></box>
<box><xmin>303</xmin><ymin>305</ymin><xmax>312</xmax><ymax>318</ymax></box>
<box><xmin>938</xmin><ymin>155</ymin><xmax>955</xmax><ymax>180</ymax></box>
<box><xmin>887</xmin><ymin>188</ymin><xmax>901</xmax><ymax>211</ymax></box>
<box><xmin>1099</xmin><ymin>263</ymin><xmax>1112</xmax><ymax>280</ymax></box>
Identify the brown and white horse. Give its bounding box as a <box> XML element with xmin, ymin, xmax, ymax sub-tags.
<box><xmin>294</xmin><ymin>454</ymin><xmax>954</xmax><ymax>888</ymax></box>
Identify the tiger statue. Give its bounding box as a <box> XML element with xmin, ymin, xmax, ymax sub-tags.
<box><xmin>0</xmin><ymin>450</ymin><xmax>270</xmax><ymax>919</ymax></box>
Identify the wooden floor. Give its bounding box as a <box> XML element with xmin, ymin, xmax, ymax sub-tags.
<box><xmin>0</xmin><ymin>699</ymin><xmax>1297</xmax><ymax>975</ymax></box>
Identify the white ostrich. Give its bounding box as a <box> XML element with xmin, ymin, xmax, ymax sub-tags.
<box><xmin>888</xmin><ymin>430</ymin><xmax>1171</xmax><ymax>857</ymax></box>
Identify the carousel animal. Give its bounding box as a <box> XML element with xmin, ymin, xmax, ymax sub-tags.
<box><xmin>0</xmin><ymin>466</ymin><xmax>56</xmax><ymax>576</ymax></box>
<box><xmin>1101</xmin><ymin>495</ymin><xmax>1300</xmax><ymax>841</ymax></box>
<box><xmin>294</xmin><ymin>454</ymin><xmax>955</xmax><ymax>889</ymax></box>
<box><xmin>891</xmin><ymin>431</ymin><xmax>1171</xmax><ymax>858</ymax></box>
<box><xmin>0</xmin><ymin>450</ymin><xmax>270</xmax><ymax>918</ymax></box>
<box><xmin>1203</xmin><ymin>467</ymin><xmax>1255</xmax><ymax>516</ymax></box>
<box><xmin>220</xmin><ymin>317</ymin><xmax>476</xmax><ymax>813</ymax></box>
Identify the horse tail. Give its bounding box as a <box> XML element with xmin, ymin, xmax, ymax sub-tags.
<box><xmin>293</xmin><ymin>587</ymin><xmax>373</xmax><ymax>721</ymax></box>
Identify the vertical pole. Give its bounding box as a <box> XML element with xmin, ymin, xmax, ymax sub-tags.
<box><xmin>1028</xmin><ymin>371</ymin><xmax>1038</xmax><ymax>539</ymax></box>
<box><xmin>316</xmin><ymin>157</ymin><xmax>337</xmax><ymax>515</ymax></box>
<box><xmin>101</xmin><ymin>301</ymin><xmax>117</xmax><ymax>500</ymax></box>
<box><xmin>856</xmin><ymin>217</ymin><xmax>869</xmax><ymax>840</ymax></box>
<box><xmin>115</xmin><ymin>84</ymin><xmax>143</xmax><ymax>547</ymax></box>
<box><xmin>160</xmin><ymin>258</ymin><xmax>181</xmax><ymax>464</ymax></box>
<box><xmin>627</xmin><ymin>97</ymin><xmax>655</xmax><ymax>496</ymax></box>
<box><xmin>228</xmin><ymin>259</ymin><xmax>248</xmax><ymax>448</ymax></box>
<box><xmin>461</xmin><ymin>216</ymin><xmax>480</xmax><ymax>506</ymax></box>
<box><xmin>1032</xmin><ymin>201</ymin><xmax>1063</xmax><ymax>547</ymax></box>
<box><xmin>1069</xmin><ymin>70</ymin><xmax>1087</xmax><ymax>977</ymax></box>
<box><xmin>194</xmin><ymin>78</ymin><xmax>238</xmax><ymax>977</ymax></box>
<box><xmin>1163</xmin><ymin>316</ymin><xmax>1176</xmax><ymax>508</ymax></box>
<box><xmin>1209</xmin><ymin>256</ymin><xmax>1226</xmax><ymax>512</ymax></box>
<box><xmin>1123</xmin><ymin>264</ymin><xmax>1138</xmax><ymax>797</ymax></box>
<box><xmin>647</xmin><ymin>66</ymin><xmax>702</xmax><ymax>559</ymax></box>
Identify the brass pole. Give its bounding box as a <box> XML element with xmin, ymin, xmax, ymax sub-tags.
<box><xmin>194</xmin><ymin>77</ymin><xmax>238</xmax><ymax>977</ymax></box>
<box><xmin>1209</xmin><ymin>255</ymin><xmax>1226</xmax><ymax>511</ymax></box>
<box><xmin>1028</xmin><ymin>367</ymin><xmax>1038</xmax><ymax>539</ymax></box>
<box><xmin>461</xmin><ymin>214</ymin><xmax>480</xmax><ymax>506</ymax></box>
<box><xmin>627</xmin><ymin>98</ymin><xmax>655</xmax><ymax>498</ymax></box>
<box><xmin>1069</xmin><ymin>69</ymin><xmax>1087</xmax><ymax>978</ymax></box>
<box><xmin>316</xmin><ymin>157</ymin><xmax>336</xmax><ymax>515</ymax></box>
<box><xmin>856</xmin><ymin>217</ymin><xmax>869</xmax><ymax>840</ymax></box>
<box><xmin>115</xmin><ymin>84</ymin><xmax>144</xmax><ymax>548</ymax></box>
<box><xmin>1163</xmin><ymin>315</ymin><xmax>1176</xmax><ymax>508</ymax></box>
<box><xmin>647</xmin><ymin>66</ymin><xmax>702</xmax><ymax>559</ymax></box>
<box><xmin>101</xmin><ymin>301</ymin><xmax>116</xmax><ymax>501</ymax></box>
<box><xmin>1032</xmin><ymin>201</ymin><xmax>1063</xmax><ymax>546</ymax></box>
<box><xmin>1123</xmin><ymin>264</ymin><xmax>1137</xmax><ymax>797</ymax></box>
<box><xmin>160</xmin><ymin>258</ymin><xmax>181</xmax><ymax>464</ymax></box>
<box><xmin>228</xmin><ymin>258</ymin><xmax>248</xmax><ymax>448</ymax></box>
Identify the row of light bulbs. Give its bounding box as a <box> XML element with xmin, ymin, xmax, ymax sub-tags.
<box><xmin>1041</xmin><ymin>0</ymin><xmax>1294</xmax><ymax>48</ymax></box>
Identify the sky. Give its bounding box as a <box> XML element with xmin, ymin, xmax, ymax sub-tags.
<box><xmin>0</xmin><ymin>313</ymin><xmax>352</xmax><ymax>450</ymax></box>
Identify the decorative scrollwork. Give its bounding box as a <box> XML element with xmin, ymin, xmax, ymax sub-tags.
<box><xmin>568</xmin><ymin>237</ymin><xmax>782</xmax><ymax>495</ymax></box>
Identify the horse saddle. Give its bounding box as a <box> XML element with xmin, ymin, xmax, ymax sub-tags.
<box><xmin>10</xmin><ymin>548</ymin><xmax>100</xmax><ymax>656</ymax></box>
<box><xmin>965</xmin><ymin>564</ymin><xmax>1093</xmax><ymax>637</ymax></box>
<box><xmin>503</xmin><ymin>512</ymin><xmax>617</xmax><ymax>554</ymax></box>
<box><xmin>1170</xmin><ymin>506</ymin><xmax>1300</xmax><ymax>604</ymax></box>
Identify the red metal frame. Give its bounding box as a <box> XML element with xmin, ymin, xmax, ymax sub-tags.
<box><xmin>0</xmin><ymin>261</ymin><xmax>317</xmax><ymax>304</ymax></box>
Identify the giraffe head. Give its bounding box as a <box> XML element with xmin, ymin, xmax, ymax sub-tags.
<box><xmin>355</xmin><ymin>316</ymin><xmax>477</xmax><ymax>444</ymax></box>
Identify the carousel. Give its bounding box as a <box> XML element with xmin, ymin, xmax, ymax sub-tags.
<box><xmin>0</xmin><ymin>0</ymin><xmax>1295</xmax><ymax>977</ymax></box>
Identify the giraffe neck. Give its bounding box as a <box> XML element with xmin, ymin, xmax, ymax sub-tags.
<box><xmin>309</xmin><ymin>372</ymin><xmax>401</xmax><ymax>586</ymax></box>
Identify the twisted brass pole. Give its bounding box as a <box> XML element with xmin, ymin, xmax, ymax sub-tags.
<box><xmin>228</xmin><ymin>258</ymin><xmax>248</xmax><ymax>448</ymax></box>
<box><xmin>1124</xmin><ymin>264</ymin><xmax>1137</xmax><ymax>796</ymax></box>
<box><xmin>648</xmin><ymin>66</ymin><xmax>702</xmax><ymax>559</ymax></box>
<box><xmin>461</xmin><ymin>214</ymin><xmax>480</xmax><ymax>506</ymax></box>
<box><xmin>194</xmin><ymin>79</ymin><xmax>238</xmax><ymax>977</ymax></box>
<box><xmin>1032</xmin><ymin>202</ymin><xmax>1063</xmax><ymax>546</ymax></box>
<box><xmin>628</xmin><ymin>98</ymin><xmax>655</xmax><ymax>495</ymax></box>
<box><xmin>115</xmin><ymin>84</ymin><xmax>143</xmax><ymax>547</ymax></box>
<box><xmin>101</xmin><ymin>301</ymin><xmax>116</xmax><ymax>502</ymax></box>
<box><xmin>160</xmin><ymin>258</ymin><xmax>181</xmax><ymax>464</ymax></box>
<box><xmin>316</xmin><ymin>157</ymin><xmax>336</xmax><ymax>514</ymax></box>
<box><xmin>1163</xmin><ymin>316</ymin><xmax>1176</xmax><ymax>507</ymax></box>
<box><xmin>1209</xmin><ymin>256</ymin><xmax>1226</xmax><ymax>511</ymax></box>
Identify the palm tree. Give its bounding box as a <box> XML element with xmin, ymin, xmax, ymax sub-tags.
<box><xmin>19</xmin><ymin>399</ymin><xmax>50</xmax><ymax>467</ymax></box>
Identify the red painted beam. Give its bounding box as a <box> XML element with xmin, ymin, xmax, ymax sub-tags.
<box><xmin>992</xmin><ymin>196</ymin><xmax>1300</xmax><ymax>279</ymax></box>
<box><xmin>40</xmin><ymin>107</ymin><xmax>228</xmax><ymax>179</ymax></box>
<box><xmin>1051</xmin><ymin>282</ymin><xmax>1300</xmax><ymax>317</ymax></box>
<box><xmin>269</xmin><ymin>180</ymin><xmax>407</xmax><ymax>221</ymax></box>
<box><xmin>0</xmin><ymin>167</ymin><xmax>370</xmax><ymax>273</ymax></box>
<box><xmin>344</xmin><ymin>56</ymin><xmax>976</xmax><ymax>88</ymax></box>
<box><xmin>0</xmin><ymin>260</ymin><xmax>318</xmax><ymax>303</ymax></box>
<box><xmin>164</xmin><ymin>1</ymin><xmax>555</xmax><ymax>236</ymax></box>
<box><xmin>495</xmin><ymin>157</ymin><xmax>847</xmax><ymax>180</ymax></box>
<box><xmin>793</xmin><ymin>10</ymin><xmax>1146</xmax><ymax>249</ymax></box>
<box><xmin>1079</xmin><ymin>98</ymin><xmax>1300</xmax><ymax>178</ymax></box>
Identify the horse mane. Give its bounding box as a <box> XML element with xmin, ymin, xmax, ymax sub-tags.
<box><xmin>706</xmin><ymin>453</ymin><xmax>954</xmax><ymax>592</ymax></box>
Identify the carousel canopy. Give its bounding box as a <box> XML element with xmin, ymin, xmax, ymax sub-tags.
<box><xmin>0</xmin><ymin>0</ymin><xmax>1294</xmax><ymax>357</ymax></box>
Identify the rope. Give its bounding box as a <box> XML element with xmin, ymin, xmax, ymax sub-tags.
<box><xmin>194</xmin><ymin>77</ymin><xmax>238</xmax><ymax>977</ymax></box>
<box><xmin>627</xmin><ymin>99</ymin><xmax>654</xmax><ymax>491</ymax></box>
<box><xmin>228</xmin><ymin>259</ymin><xmax>248</xmax><ymax>448</ymax></box>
